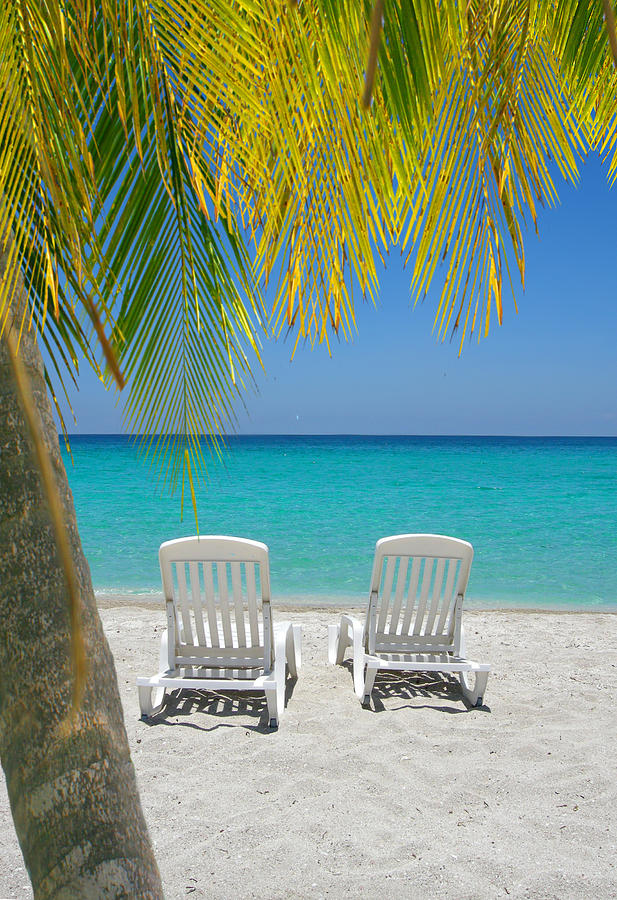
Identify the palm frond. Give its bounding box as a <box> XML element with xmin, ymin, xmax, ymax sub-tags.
<box><xmin>78</xmin><ymin>13</ymin><xmax>265</xmax><ymax>490</ymax></box>
<box><xmin>2</xmin><ymin>0</ymin><xmax>265</xmax><ymax>496</ymax></box>
<box><xmin>0</xmin><ymin>1</ymin><xmax>93</xmax><ymax>333</ymax></box>
<box><xmin>150</xmin><ymin>0</ymin><xmax>401</xmax><ymax>351</ymax></box>
<box><xmin>389</xmin><ymin>2</ymin><xmax>593</xmax><ymax>349</ymax></box>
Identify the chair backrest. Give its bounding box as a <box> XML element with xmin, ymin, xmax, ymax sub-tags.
<box><xmin>159</xmin><ymin>536</ymin><xmax>273</xmax><ymax>671</ymax></box>
<box><xmin>365</xmin><ymin>534</ymin><xmax>473</xmax><ymax>656</ymax></box>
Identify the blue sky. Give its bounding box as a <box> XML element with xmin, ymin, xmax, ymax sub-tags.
<box><xmin>57</xmin><ymin>154</ymin><xmax>617</xmax><ymax>436</ymax></box>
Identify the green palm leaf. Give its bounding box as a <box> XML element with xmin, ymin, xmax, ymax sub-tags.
<box><xmin>4</xmin><ymin>0</ymin><xmax>617</xmax><ymax>498</ymax></box>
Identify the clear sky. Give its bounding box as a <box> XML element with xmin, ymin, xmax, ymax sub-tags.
<box><xmin>55</xmin><ymin>153</ymin><xmax>617</xmax><ymax>436</ymax></box>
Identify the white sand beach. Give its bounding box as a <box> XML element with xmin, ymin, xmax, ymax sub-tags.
<box><xmin>1</xmin><ymin>604</ymin><xmax>616</xmax><ymax>899</ymax></box>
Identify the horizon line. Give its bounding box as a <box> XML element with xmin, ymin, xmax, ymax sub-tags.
<box><xmin>59</xmin><ymin>432</ymin><xmax>617</xmax><ymax>439</ymax></box>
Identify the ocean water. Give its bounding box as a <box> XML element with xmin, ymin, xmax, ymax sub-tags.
<box><xmin>60</xmin><ymin>435</ymin><xmax>617</xmax><ymax>610</ymax></box>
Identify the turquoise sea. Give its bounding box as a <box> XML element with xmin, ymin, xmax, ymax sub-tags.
<box><xmin>61</xmin><ymin>435</ymin><xmax>617</xmax><ymax>610</ymax></box>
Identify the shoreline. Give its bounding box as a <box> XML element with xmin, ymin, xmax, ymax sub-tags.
<box><xmin>94</xmin><ymin>592</ymin><xmax>617</xmax><ymax>614</ymax></box>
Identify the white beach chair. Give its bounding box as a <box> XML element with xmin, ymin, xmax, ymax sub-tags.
<box><xmin>137</xmin><ymin>536</ymin><xmax>301</xmax><ymax>727</ymax></box>
<box><xmin>328</xmin><ymin>534</ymin><xmax>490</xmax><ymax>707</ymax></box>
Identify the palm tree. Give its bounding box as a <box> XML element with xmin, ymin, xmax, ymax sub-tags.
<box><xmin>1</xmin><ymin>1</ymin><xmax>615</xmax><ymax>895</ymax></box>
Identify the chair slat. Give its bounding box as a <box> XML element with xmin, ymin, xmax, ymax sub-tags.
<box><xmin>436</xmin><ymin>558</ymin><xmax>458</xmax><ymax>634</ymax></box>
<box><xmin>246</xmin><ymin>562</ymin><xmax>260</xmax><ymax>646</ymax></box>
<box><xmin>203</xmin><ymin>562</ymin><xmax>220</xmax><ymax>648</ymax></box>
<box><xmin>424</xmin><ymin>557</ymin><xmax>446</xmax><ymax>635</ymax></box>
<box><xmin>176</xmin><ymin>645</ymin><xmax>264</xmax><ymax>657</ymax></box>
<box><xmin>374</xmin><ymin>634</ymin><xmax>456</xmax><ymax>652</ymax></box>
<box><xmin>231</xmin><ymin>561</ymin><xmax>246</xmax><ymax>647</ymax></box>
<box><xmin>176</xmin><ymin>563</ymin><xmax>194</xmax><ymax>644</ymax></box>
<box><xmin>217</xmin><ymin>562</ymin><xmax>234</xmax><ymax>646</ymax></box>
<box><xmin>412</xmin><ymin>557</ymin><xmax>433</xmax><ymax>635</ymax></box>
<box><xmin>388</xmin><ymin>556</ymin><xmax>408</xmax><ymax>634</ymax></box>
<box><xmin>175</xmin><ymin>645</ymin><xmax>264</xmax><ymax>664</ymax></box>
<box><xmin>189</xmin><ymin>561</ymin><xmax>207</xmax><ymax>646</ymax></box>
<box><xmin>377</xmin><ymin>556</ymin><xmax>396</xmax><ymax>633</ymax></box>
<box><xmin>401</xmin><ymin>556</ymin><xmax>421</xmax><ymax>634</ymax></box>
<box><xmin>263</xmin><ymin>598</ymin><xmax>273</xmax><ymax>670</ymax></box>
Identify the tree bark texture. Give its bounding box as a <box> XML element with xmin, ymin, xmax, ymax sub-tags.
<box><xmin>0</xmin><ymin>267</ymin><xmax>164</xmax><ymax>897</ymax></box>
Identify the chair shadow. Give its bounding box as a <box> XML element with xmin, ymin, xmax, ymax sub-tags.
<box><xmin>141</xmin><ymin>676</ymin><xmax>298</xmax><ymax>733</ymax></box>
<box><xmin>340</xmin><ymin>661</ymin><xmax>491</xmax><ymax>714</ymax></box>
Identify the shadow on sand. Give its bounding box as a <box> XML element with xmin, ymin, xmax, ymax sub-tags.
<box><xmin>140</xmin><ymin>676</ymin><xmax>298</xmax><ymax>733</ymax></box>
<box><xmin>340</xmin><ymin>660</ymin><xmax>491</xmax><ymax>714</ymax></box>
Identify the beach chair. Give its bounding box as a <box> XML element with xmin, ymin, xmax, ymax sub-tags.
<box><xmin>137</xmin><ymin>536</ymin><xmax>301</xmax><ymax>727</ymax></box>
<box><xmin>328</xmin><ymin>534</ymin><xmax>489</xmax><ymax>707</ymax></box>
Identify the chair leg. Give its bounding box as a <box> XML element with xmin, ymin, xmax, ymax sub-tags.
<box><xmin>138</xmin><ymin>685</ymin><xmax>166</xmax><ymax>718</ymax></box>
<box><xmin>361</xmin><ymin>661</ymin><xmax>378</xmax><ymax>705</ymax></box>
<box><xmin>460</xmin><ymin>669</ymin><xmax>489</xmax><ymax>707</ymax></box>
<box><xmin>264</xmin><ymin>683</ymin><xmax>278</xmax><ymax>728</ymax></box>
<box><xmin>329</xmin><ymin>621</ymin><xmax>352</xmax><ymax>666</ymax></box>
<box><xmin>339</xmin><ymin>623</ymin><xmax>354</xmax><ymax>665</ymax></box>
<box><xmin>138</xmin><ymin>629</ymin><xmax>170</xmax><ymax>717</ymax></box>
<box><xmin>271</xmin><ymin>623</ymin><xmax>290</xmax><ymax>724</ymax></box>
<box><xmin>276</xmin><ymin>670</ymin><xmax>285</xmax><ymax>720</ymax></box>
<box><xmin>327</xmin><ymin>624</ymin><xmax>340</xmax><ymax>664</ymax></box>
<box><xmin>287</xmin><ymin>624</ymin><xmax>302</xmax><ymax>676</ymax></box>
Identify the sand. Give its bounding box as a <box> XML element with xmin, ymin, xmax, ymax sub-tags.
<box><xmin>1</xmin><ymin>604</ymin><xmax>616</xmax><ymax>899</ymax></box>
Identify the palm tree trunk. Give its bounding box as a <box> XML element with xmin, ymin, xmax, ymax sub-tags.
<box><xmin>0</xmin><ymin>264</ymin><xmax>163</xmax><ymax>897</ymax></box>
